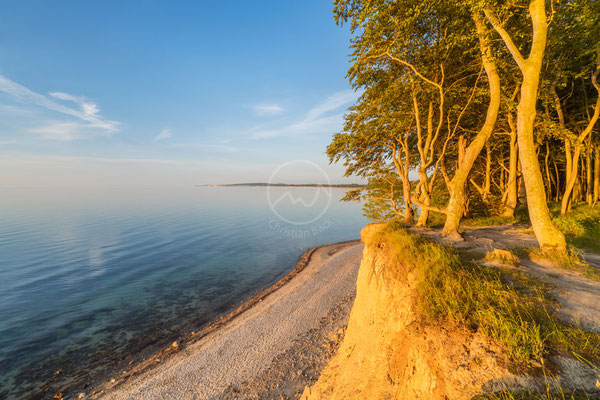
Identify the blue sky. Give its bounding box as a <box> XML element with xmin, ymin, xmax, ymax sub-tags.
<box><xmin>0</xmin><ymin>1</ymin><xmax>360</xmax><ymax>187</ymax></box>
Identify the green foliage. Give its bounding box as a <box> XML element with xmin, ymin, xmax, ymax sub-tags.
<box><xmin>340</xmin><ymin>171</ymin><xmax>409</xmax><ymax>222</ymax></box>
<box><xmin>552</xmin><ymin>217</ymin><xmax>587</xmax><ymax>238</ymax></box>
<box><xmin>550</xmin><ymin>204</ymin><xmax>600</xmax><ymax>253</ymax></box>
<box><xmin>372</xmin><ymin>222</ymin><xmax>600</xmax><ymax>372</ymax></box>
<box><xmin>330</xmin><ymin>0</ymin><xmax>600</xmax><ymax>249</ymax></box>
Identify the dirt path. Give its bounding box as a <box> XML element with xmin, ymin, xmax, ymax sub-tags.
<box><xmin>410</xmin><ymin>224</ymin><xmax>600</xmax><ymax>332</ymax></box>
<box><xmin>93</xmin><ymin>241</ymin><xmax>364</xmax><ymax>400</ymax></box>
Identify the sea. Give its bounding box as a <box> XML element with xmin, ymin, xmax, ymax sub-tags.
<box><xmin>0</xmin><ymin>186</ymin><xmax>367</xmax><ymax>399</ymax></box>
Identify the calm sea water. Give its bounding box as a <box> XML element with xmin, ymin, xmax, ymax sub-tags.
<box><xmin>0</xmin><ymin>186</ymin><xmax>367</xmax><ymax>400</ymax></box>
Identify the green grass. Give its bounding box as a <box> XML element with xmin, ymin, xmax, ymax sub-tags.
<box><xmin>462</xmin><ymin>216</ymin><xmax>520</xmax><ymax>227</ymax></box>
<box><xmin>549</xmin><ymin>204</ymin><xmax>600</xmax><ymax>253</ymax></box>
<box><xmin>512</xmin><ymin>245</ymin><xmax>600</xmax><ymax>281</ymax></box>
<box><xmin>528</xmin><ymin>247</ymin><xmax>600</xmax><ymax>280</ymax></box>
<box><xmin>425</xmin><ymin>210</ymin><xmax>447</xmax><ymax>228</ymax></box>
<box><xmin>461</xmin><ymin>207</ymin><xmax>530</xmax><ymax>227</ymax></box>
<box><xmin>424</xmin><ymin>213</ymin><xmax>515</xmax><ymax>229</ymax></box>
<box><xmin>372</xmin><ymin>221</ymin><xmax>600</xmax><ymax>373</ymax></box>
<box><xmin>474</xmin><ymin>391</ymin><xmax>591</xmax><ymax>399</ymax></box>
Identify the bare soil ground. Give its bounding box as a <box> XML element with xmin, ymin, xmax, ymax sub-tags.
<box><xmin>410</xmin><ymin>224</ymin><xmax>600</xmax><ymax>332</ymax></box>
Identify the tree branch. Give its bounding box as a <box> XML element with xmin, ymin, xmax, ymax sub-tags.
<box><xmin>483</xmin><ymin>8</ymin><xmax>526</xmax><ymax>71</ymax></box>
<box><xmin>410</xmin><ymin>196</ymin><xmax>447</xmax><ymax>214</ymax></box>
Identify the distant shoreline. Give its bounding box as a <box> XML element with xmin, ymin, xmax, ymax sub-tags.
<box><xmin>197</xmin><ymin>183</ymin><xmax>365</xmax><ymax>188</ymax></box>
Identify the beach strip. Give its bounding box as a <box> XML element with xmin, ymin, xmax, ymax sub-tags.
<box><xmin>90</xmin><ymin>240</ymin><xmax>364</xmax><ymax>400</ymax></box>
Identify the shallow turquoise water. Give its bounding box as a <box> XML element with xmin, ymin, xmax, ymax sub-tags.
<box><xmin>0</xmin><ymin>186</ymin><xmax>367</xmax><ymax>399</ymax></box>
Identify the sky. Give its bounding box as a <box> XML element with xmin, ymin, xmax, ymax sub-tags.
<box><xmin>0</xmin><ymin>1</ymin><xmax>361</xmax><ymax>187</ymax></box>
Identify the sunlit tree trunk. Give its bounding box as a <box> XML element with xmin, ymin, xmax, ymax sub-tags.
<box><xmin>560</xmin><ymin>60</ymin><xmax>600</xmax><ymax>214</ymax></box>
<box><xmin>483</xmin><ymin>142</ymin><xmax>492</xmax><ymax>200</ymax></box>
<box><xmin>503</xmin><ymin>112</ymin><xmax>519</xmax><ymax>217</ymax></box>
<box><xmin>471</xmin><ymin>143</ymin><xmax>492</xmax><ymax>200</ymax></box>
<box><xmin>553</xmin><ymin>160</ymin><xmax>561</xmax><ymax>202</ymax></box>
<box><xmin>544</xmin><ymin>141</ymin><xmax>552</xmax><ymax>202</ymax></box>
<box><xmin>442</xmin><ymin>14</ymin><xmax>501</xmax><ymax>238</ymax></box>
<box><xmin>548</xmin><ymin>153</ymin><xmax>557</xmax><ymax>202</ymax></box>
<box><xmin>415</xmin><ymin>172</ymin><xmax>432</xmax><ymax>226</ymax></box>
<box><xmin>391</xmin><ymin>144</ymin><xmax>414</xmax><ymax>223</ymax></box>
<box><xmin>381</xmin><ymin>54</ymin><xmax>445</xmax><ymax>227</ymax></box>
<box><xmin>586</xmin><ymin>138</ymin><xmax>593</xmax><ymax>206</ymax></box>
<box><xmin>402</xmin><ymin>180</ymin><xmax>414</xmax><ymax>223</ymax></box>
<box><xmin>594</xmin><ymin>143</ymin><xmax>600</xmax><ymax>205</ymax></box>
<box><xmin>486</xmin><ymin>0</ymin><xmax>566</xmax><ymax>252</ymax></box>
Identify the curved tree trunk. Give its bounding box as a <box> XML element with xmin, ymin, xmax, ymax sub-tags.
<box><xmin>391</xmin><ymin>144</ymin><xmax>414</xmax><ymax>224</ymax></box>
<box><xmin>561</xmin><ymin>143</ymin><xmax>582</xmax><ymax>215</ymax></box>
<box><xmin>560</xmin><ymin>59</ymin><xmax>600</xmax><ymax>213</ymax></box>
<box><xmin>442</xmin><ymin>14</ymin><xmax>501</xmax><ymax>238</ymax></box>
<box><xmin>400</xmin><ymin>172</ymin><xmax>414</xmax><ymax>223</ymax></box>
<box><xmin>503</xmin><ymin>114</ymin><xmax>519</xmax><ymax>217</ymax></box>
<box><xmin>416</xmin><ymin>170</ymin><xmax>431</xmax><ymax>226</ymax></box>
<box><xmin>486</xmin><ymin>0</ymin><xmax>566</xmax><ymax>252</ymax></box>
<box><xmin>594</xmin><ymin>144</ymin><xmax>600</xmax><ymax>205</ymax></box>
<box><xmin>586</xmin><ymin>138</ymin><xmax>593</xmax><ymax>205</ymax></box>
<box><xmin>482</xmin><ymin>142</ymin><xmax>492</xmax><ymax>201</ymax></box>
<box><xmin>544</xmin><ymin>141</ymin><xmax>552</xmax><ymax>202</ymax></box>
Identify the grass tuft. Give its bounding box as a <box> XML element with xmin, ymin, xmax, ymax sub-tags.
<box><xmin>485</xmin><ymin>249</ymin><xmax>521</xmax><ymax>267</ymax></box>
<box><xmin>528</xmin><ymin>248</ymin><xmax>600</xmax><ymax>280</ymax></box>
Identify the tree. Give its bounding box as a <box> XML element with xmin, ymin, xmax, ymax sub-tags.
<box><xmin>328</xmin><ymin>75</ymin><xmax>417</xmax><ymax>223</ymax></box>
<box><xmin>441</xmin><ymin>13</ymin><xmax>501</xmax><ymax>238</ymax></box>
<box><xmin>484</xmin><ymin>0</ymin><xmax>567</xmax><ymax>252</ymax></box>
<box><xmin>330</xmin><ymin>0</ymin><xmax>597</xmax><ymax>252</ymax></box>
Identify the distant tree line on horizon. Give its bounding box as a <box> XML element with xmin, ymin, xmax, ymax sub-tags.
<box><xmin>328</xmin><ymin>0</ymin><xmax>599</xmax><ymax>253</ymax></box>
<box><xmin>199</xmin><ymin>183</ymin><xmax>366</xmax><ymax>188</ymax></box>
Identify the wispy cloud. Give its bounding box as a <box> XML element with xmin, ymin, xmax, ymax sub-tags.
<box><xmin>305</xmin><ymin>90</ymin><xmax>359</xmax><ymax>122</ymax></box>
<box><xmin>28</xmin><ymin>121</ymin><xmax>96</xmax><ymax>141</ymax></box>
<box><xmin>250</xmin><ymin>89</ymin><xmax>359</xmax><ymax>139</ymax></box>
<box><xmin>252</xmin><ymin>103</ymin><xmax>285</xmax><ymax>116</ymax></box>
<box><xmin>0</xmin><ymin>74</ymin><xmax>119</xmax><ymax>140</ymax></box>
<box><xmin>154</xmin><ymin>128</ymin><xmax>173</xmax><ymax>142</ymax></box>
<box><xmin>250</xmin><ymin>114</ymin><xmax>343</xmax><ymax>140</ymax></box>
<box><xmin>49</xmin><ymin>92</ymin><xmax>100</xmax><ymax>117</ymax></box>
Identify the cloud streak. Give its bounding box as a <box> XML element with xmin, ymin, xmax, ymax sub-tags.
<box><xmin>28</xmin><ymin>121</ymin><xmax>96</xmax><ymax>141</ymax></box>
<box><xmin>250</xmin><ymin>89</ymin><xmax>359</xmax><ymax>139</ymax></box>
<box><xmin>0</xmin><ymin>74</ymin><xmax>119</xmax><ymax>140</ymax></box>
<box><xmin>252</xmin><ymin>103</ymin><xmax>285</xmax><ymax>116</ymax></box>
<box><xmin>305</xmin><ymin>90</ymin><xmax>359</xmax><ymax>122</ymax></box>
<box><xmin>154</xmin><ymin>128</ymin><xmax>173</xmax><ymax>141</ymax></box>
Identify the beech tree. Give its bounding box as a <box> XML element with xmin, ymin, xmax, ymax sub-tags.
<box><xmin>330</xmin><ymin>0</ymin><xmax>598</xmax><ymax>252</ymax></box>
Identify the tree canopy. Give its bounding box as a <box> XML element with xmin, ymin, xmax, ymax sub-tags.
<box><xmin>330</xmin><ymin>0</ymin><xmax>600</xmax><ymax>252</ymax></box>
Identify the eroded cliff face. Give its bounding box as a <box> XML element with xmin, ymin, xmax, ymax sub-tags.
<box><xmin>301</xmin><ymin>224</ymin><xmax>530</xmax><ymax>400</ymax></box>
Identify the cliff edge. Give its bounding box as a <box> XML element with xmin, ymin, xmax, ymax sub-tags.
<box><xmin>302</xmin><ymin>223</ymin><xmax>600</xmax><ymax>399</ymax></box>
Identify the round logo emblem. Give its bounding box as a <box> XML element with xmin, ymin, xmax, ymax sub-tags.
<box><xmin>267</xmin><ymin>160</ymin><xmax>333</xmax><ymax>225</ymax></box>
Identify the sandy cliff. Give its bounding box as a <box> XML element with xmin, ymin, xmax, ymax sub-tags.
<box><xmin>302</xmin><ymin>224</ymin><xmax>600</xmax><ymax>400</ymax></box>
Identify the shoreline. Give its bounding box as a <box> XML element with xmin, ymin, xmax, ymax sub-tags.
<box><xmin>85</xmin><ymin>239</ymin><xmax>363</xmax><ymax>399</ymax></box>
